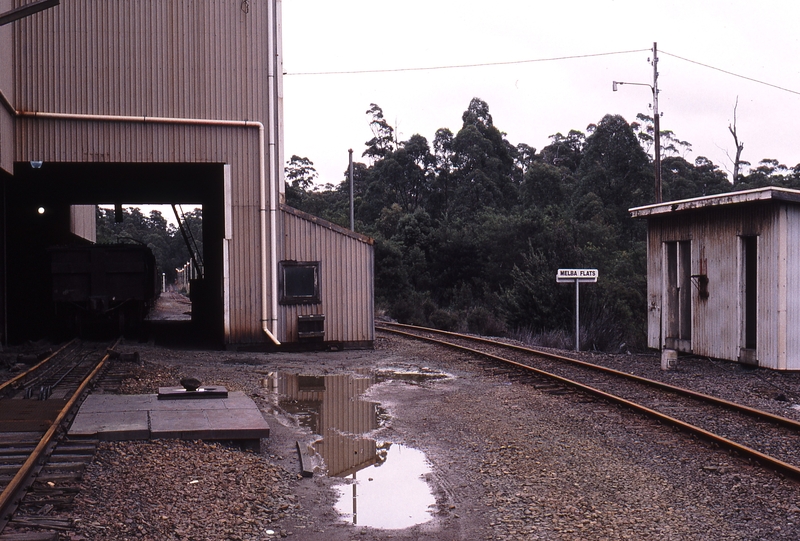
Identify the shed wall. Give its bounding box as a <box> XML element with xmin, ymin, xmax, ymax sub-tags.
<box><xmin>784</xmin><ymin>206</ymin><xmax>800</xmax><ymax>370</ymax></box>
<box><xmin>647</xmin><ymin>202</ymin><xmax>800</xmax><ymax>369</ymax></box>
<box><xmin>0</xmin><ymin>0</ymin><xmax>13</xmax><ymax>175</ymax></box>
<box><xmin>280</xmin><ymin>205</ymin><xmax>374</xmax><ymax>345</ymax></box>
<box><xmin>12</xmin><ymin>0</ymin><xmax>283</xmax><ymax>344</ymax></box>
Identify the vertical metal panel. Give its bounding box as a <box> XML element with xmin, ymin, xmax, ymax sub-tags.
<box><xmin>647</xmin><ymin>203</ymin><xmax>794</xmax><ymax>368</ymax></box>
<box><xmin>786</xmin><ymin>206</ymin><xmax>800</xmax><ymax>369</ymax></box>
<box><xmin>0</xmin><ymin>0</ymin><xmax>13</xmax><ymax>174</ymax></box>
<box><xmin>12</xmin><ymin>0</ymin><xmax>282</xmax><ymax>344</ymax></box>
<box><xmin>69</xmin><ymin>205</ymin><xmax>96</xmax><ymax>242</ymax></box>
<box><xmin>280</xmin><ymin>206</ymin><xmax>374</xmax><ymax>344</ymax></box>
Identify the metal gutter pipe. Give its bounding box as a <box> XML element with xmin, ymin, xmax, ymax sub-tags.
<box><xmin>15</xmin><ymin>110</ymin><xmax>281</xmax><ymax>345</ymax></box>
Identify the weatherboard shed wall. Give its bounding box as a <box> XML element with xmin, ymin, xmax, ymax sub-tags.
<box><xmin>279</xmin><ymin>204</ymin><xmax>375</xmax><ymax>346</ymax></box>
<box><xmin>631</xmin><ymin>187</ymin><xmax>800</xmax><ymax>370</ymax></box>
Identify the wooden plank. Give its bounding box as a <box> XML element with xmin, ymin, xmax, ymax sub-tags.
<box><xmin>295</xmin><ymin>441</ymin><xmax>314</xmax><ymax>478</ymax></box>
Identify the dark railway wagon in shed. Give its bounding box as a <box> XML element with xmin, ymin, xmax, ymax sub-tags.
<box><xmin>630</xmin><ymin>187</ymin><xmax>800</xmax><ymax>370</ymax></box>
<box><xmin>49</xmin><ymin>243</ymin><xmax>157</xmax><ymax>337</ymax></box>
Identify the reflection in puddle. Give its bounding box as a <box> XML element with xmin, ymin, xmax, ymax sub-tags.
<box><xmin>334</xmin><ymin>443</ymin><xmax>434</xmax><ymax>529</ymax></box>
<box><xmin>263</xmin><ymin>372</ymin><xmax>436</xmax><ymax>529</ymax></box>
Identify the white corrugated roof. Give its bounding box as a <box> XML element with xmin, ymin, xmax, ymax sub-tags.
<box><xmin>629</xmin><ymin>186</ymin><xmax>800</xmax><ymax>218</ymax></box>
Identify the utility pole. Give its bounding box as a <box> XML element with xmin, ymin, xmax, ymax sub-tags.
<box><xmin>612</xmin><ymin>42</ymin><xmax>662</xmax><ymax>204</ymax></box>
<box><xmin>348</xmin><ymin>149</ymin><xmax>354</xmax><ymax>230</ymax></box>
<box><xmin>652</xmin><ymin>42</ymin><xmax>662</xmax><ymax>203</ymax></box>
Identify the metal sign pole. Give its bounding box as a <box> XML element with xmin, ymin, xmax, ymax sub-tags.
<box><xmin>575</xmin><ymin>280</ymin><xmax>580</xmax><ymax>351</ymax></box>
<box><xmin>556</xmin><ymin>268</ymin><xmax>597</xmax><ymax>352</ymax></box>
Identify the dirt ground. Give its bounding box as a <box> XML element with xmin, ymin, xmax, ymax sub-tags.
<box><xmin>3</xmin><ymin>331</ymin><xmax>800</xmax><ymax>540</ymax></box>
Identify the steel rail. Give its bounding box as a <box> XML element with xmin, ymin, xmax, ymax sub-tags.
<box><xmin>377</xmin><ymin>324</ymin><xmax>800</xmax><ymax>480</ymax></box>
<box><xmin>0</xmin><ymin>339</ymin><xmax>77</xmax><ymax>395</ymax></box>
<box><xmin>378</xmin><ymin>322</ymin><xmax>800</xmax><ymax>430</ymax></box>
<box><xmin>0</xmin><ymin>338</ymin><xmax>121</xmax><ymax>527</ymax></box>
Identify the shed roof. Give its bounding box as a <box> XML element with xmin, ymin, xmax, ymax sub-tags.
<box><xmin>629</xmin><ymin>186</ymin><xmax>800</xmax><ymax>218</ymax></box>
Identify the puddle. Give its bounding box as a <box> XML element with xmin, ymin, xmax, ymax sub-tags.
<box><xmin>374</xmin><ymin>367</ymin><xmax>450</xmax><ymax>385</ymax></box>
<box><xmin>262</xmin><ymin>371</ymin><xmax>436</xmax><ymax>529</ymax></box>
<box><xmin>334</xmin><ymin>443</ymin><xmax>434</xmax><ymax>529</ymax></box>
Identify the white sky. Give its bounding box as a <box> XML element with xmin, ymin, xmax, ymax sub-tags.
<box><xmin>282</xmin><ymin>0</ymin><xmax>800</xmax><ymax>187</ymax></box>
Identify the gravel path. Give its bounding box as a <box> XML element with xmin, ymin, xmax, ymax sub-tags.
<box><xmin>8</xmin><ymin>333</ymin><xmax>798</xmax><ymax>540</ymax></box>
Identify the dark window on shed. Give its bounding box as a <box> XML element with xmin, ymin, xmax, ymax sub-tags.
<box><xmin>279</xmin><ymin>261</ymin><xmax>320</xmax><ymax>304</ymax></box>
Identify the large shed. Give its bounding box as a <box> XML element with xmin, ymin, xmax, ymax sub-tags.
<box><xmin>630</xmin><ymin>187</ymin><xmax>800</xmax><ymax>370</ymax></box>
<box><xmin>0</xmin><ymin>0</ymin><xmax>374</xmax><ymax>349</ymax></box>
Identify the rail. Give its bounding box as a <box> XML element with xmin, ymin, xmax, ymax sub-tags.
<box><xmin>0</xmin><ymin>339</ymin><xmax>120</xmax><ymax>532</ymax></box>
<box><xmin>377</xmin><ymin>322</ymin><xmax>800</xmax><ymax>480</ymax></box>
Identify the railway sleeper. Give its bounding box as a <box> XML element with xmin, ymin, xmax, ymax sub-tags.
<box><xmin>0</xmin><ymin>531</ymin><xmax>60</xmax><ymax>541</ymax></box>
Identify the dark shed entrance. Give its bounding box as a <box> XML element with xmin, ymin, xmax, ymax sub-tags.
<box><xmin>2</xmin><ymin>162</ymin><xmax>225</xmax><ymax>345</ymax></box>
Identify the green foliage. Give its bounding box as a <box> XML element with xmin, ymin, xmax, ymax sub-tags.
<box><xmin>96</xmin><ymin>206</ymin><xmax>202</xmax><ymax>286</ymax></box>
<box><xmin>286</xmin><ymin>98</ymin><xmax>799</xmax><ymax>351</ymax></box>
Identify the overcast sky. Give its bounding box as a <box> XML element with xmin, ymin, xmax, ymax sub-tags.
<box><xmin>281</xmin><ymin>0</ymin><xmax>800</xmax><ymax>188</ymax></box>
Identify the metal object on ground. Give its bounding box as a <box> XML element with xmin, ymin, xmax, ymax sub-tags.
<box><xmin>158</xmin><ymin>385</ymin><xmax>229</xmax><ymax>400</ymax></box>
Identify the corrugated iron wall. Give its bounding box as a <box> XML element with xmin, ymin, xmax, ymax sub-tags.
<box><xmin>647</xmin><ymin>202</ymin><xmax>800</xmax><ymax>369</ymax></box>
<box><xmin>0</xmin><ymin>0</ymin><xmax>13</xmax><ymax>175</ymax></box>
<box><xmin>12</xmin><ymin>0</ymin><xmax>283</xmax><ymax>344</ymax></box>
<box><xmin>280</xmin><ymin>205</ymin><xmax>375</xmax><ymax>345</ymax></box>
<box><xmin>787</xmin><ymin>207</ymin><xmax>800</xmax><ymax>370</ymax></box>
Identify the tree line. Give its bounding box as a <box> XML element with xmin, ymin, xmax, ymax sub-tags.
<box><xmin>96</xmin><ymin>206</ymin><xmax>203</xmax><ymax>289</ymax></box>
<box><xmin>286</xmin><ymin>98</ymin><xmax>800</xmax><ymax>351</ymax></box>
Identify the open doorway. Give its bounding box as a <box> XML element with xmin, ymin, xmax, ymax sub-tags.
<box><xmin>96</xmin><ymin>203</ymin><xmax>203</xmax><ymax>323</ymax></box>
<box><xmin>739</xmin><ymin>235</ymin><xmax>758</xmax><ymax>364</ymax></box>
<box><xmin>4</xmin><ymin>162</ymin><xmax>224</xmax><ymax>346</ymax></box>
<box><xmin>664</xmin><ymin>240</ymin><xmax>692</xmax><ymax>352</ymax></box>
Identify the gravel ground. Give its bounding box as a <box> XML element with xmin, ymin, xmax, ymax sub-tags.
<box><xmin>6</xmin><ymin>333</ymin><xmax>800</xmax><ymax>540</ymax></box>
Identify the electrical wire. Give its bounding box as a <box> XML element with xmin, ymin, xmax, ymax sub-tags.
<box><xmin>285</xmin><ymin>49</ymin><xmax>650</xmax><ymax>76</ymax></box>
<box><xmin>286</xmin><ymin>46</ymin><xmax>800</xmax><ymax>99</ymax></box>
<box><xmin>659</xmin><ymin>50</ymin><xmax>800</xmax><ymax>97</ymax></box>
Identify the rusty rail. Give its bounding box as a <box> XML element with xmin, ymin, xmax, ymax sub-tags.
<box><xmin>0</xmin><ymin>338</ymin><xmax>120</xmax><ymax>531</ymax></box>
<box><xmin>377</xmin><ymin>322</ymin><xmax>800</xmax><ymax>481</ymax></box>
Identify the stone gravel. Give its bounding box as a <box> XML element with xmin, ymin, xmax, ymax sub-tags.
<box><xmin>31</xmin><ymin>334</ymin><xmax>800</xmax><ymax>540</ymax></box>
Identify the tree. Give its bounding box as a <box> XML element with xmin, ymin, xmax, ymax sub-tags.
<box><xmin>285</xmin><ymin>155</ymin><xmax>318</xmax><ymax>191</ymax></box>
<box><xmin>363</xmin><ymin>103</ymin><xmax>396</xmax><ymax>162</ymax></box>
<box><xmin>728</xmin><ymin>98</ymin><xmax>746</xmax><ymax>184</ymax></box>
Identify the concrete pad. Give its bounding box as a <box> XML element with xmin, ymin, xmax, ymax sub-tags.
<box><xmin>68</xmin><ymin>411</ymin><xmax>150</xmax><ymax>440</ymax></box>
<box><xmin>69</xmin><ymin>391</ymin><xmax>269</xmax><ymax>441</ymax></box>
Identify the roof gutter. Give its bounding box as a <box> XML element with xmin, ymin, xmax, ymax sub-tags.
<box><xmin>15</xmin><ymin>110</ymin><xmax>281</xmax><ymax>345</ymax></box>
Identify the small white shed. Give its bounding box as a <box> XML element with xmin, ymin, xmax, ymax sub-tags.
<box><xmin>630</xmin><ymin>187</ymin><xmax>800</xmax><ymax>370</ymax></box>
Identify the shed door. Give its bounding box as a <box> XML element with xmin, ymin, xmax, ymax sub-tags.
<box><xmin>739</xmin><ymin>235</ymin><xmax>758</xmax><ymax>364</ymax></box>
<box><xmin>664</xmin><ymin>241</ymin><xmax>692</xmax><ymax>352</ymax></box>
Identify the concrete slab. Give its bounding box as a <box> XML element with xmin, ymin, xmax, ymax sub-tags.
<box><xmin>68</xmin><ymin>391</ymin><xmax>270</xmax><ymax>441</ymax></box>
<box><xmin>68</xmin><ymin>411</ymin><xmax>150</xmax><ymax>440</ymax></box>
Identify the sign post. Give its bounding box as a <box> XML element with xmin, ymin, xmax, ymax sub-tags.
<box><xmin>556</xmin><ymin>269</ymin><xmax>598</xmax><ymax>351</ymax></box>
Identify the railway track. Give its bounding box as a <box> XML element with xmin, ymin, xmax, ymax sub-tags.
<box><xmin>376</xmin><ymin>322</ymin><xmax>800</xmax><ymax>481</ymax></box>
<box><xmin>0</xmin><ymin>339</ymin><xmax>121</xmax><ymax>538</ymax></box>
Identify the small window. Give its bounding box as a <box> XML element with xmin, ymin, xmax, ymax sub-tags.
<box><xmin>279</xmin><ymin>261</ymin><xmax>320</xmax><ymax>304</ymax></box>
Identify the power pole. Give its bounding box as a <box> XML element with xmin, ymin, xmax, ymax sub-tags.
<box><xmin>348</xmin><ymin>149</ymin><xmax>354</xmax><ymax>231</ymax></box>
<box><xmin>612</xmin><ymin>42</ymin><xmax>663</xmax><ymax>204</ymax></box>
<box><xmin>652</xmin><ymin>42</ymin><xmax>662</xmax><ymax>203</ymax></box>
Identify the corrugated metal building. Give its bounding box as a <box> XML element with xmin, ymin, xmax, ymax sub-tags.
<box><xmin>630</xmin><ymin>187</ymin><xmax>800</xmax><ymax>370</ymax></box>
<box><xmin>0</xmin><ymin>0</ymin><xmax>374</xmax><ymax>348</ymax></box>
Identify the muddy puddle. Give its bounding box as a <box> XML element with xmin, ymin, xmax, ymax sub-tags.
<box><xmin>261</xmin><ymin>369</ymin><xmax>447</xmax><ymax>529</ymax></box>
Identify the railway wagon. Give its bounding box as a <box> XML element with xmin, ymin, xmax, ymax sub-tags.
<box><xmin>48</xmin><ymin>244</ymin><xmax>158</xmax><ymax>337</ymax></box>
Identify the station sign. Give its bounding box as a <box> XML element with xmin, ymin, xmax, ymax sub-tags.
<box><xmin>556</xmin><ymin>268</ymin><xmax>598</xmax><ymax>283</ymax></box>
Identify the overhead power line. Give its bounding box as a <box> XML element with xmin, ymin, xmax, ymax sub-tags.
<box><xmin>284</xmin><ymin>49</ymin><xmax>650</xmax><ymax>76</ymax></box>
<box><xmin>659</xmin><ymin>50</ymin><xmax>800</xmax><ymax>97</ymax></box>
<box><xmin>286</xmin><ymin>46</ymin><xmax>800</xmax><ymax>98</ymax></box>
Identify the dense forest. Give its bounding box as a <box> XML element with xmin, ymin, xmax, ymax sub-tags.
<box><xmin>96</xmin><ymin>206</ymin><xmax>203</xmax><ymax>287</ymax></box>
<box><xmin>286</xmin><ymin>98</ymin><xmax>800</xmax><ymax>351</ymax></box>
